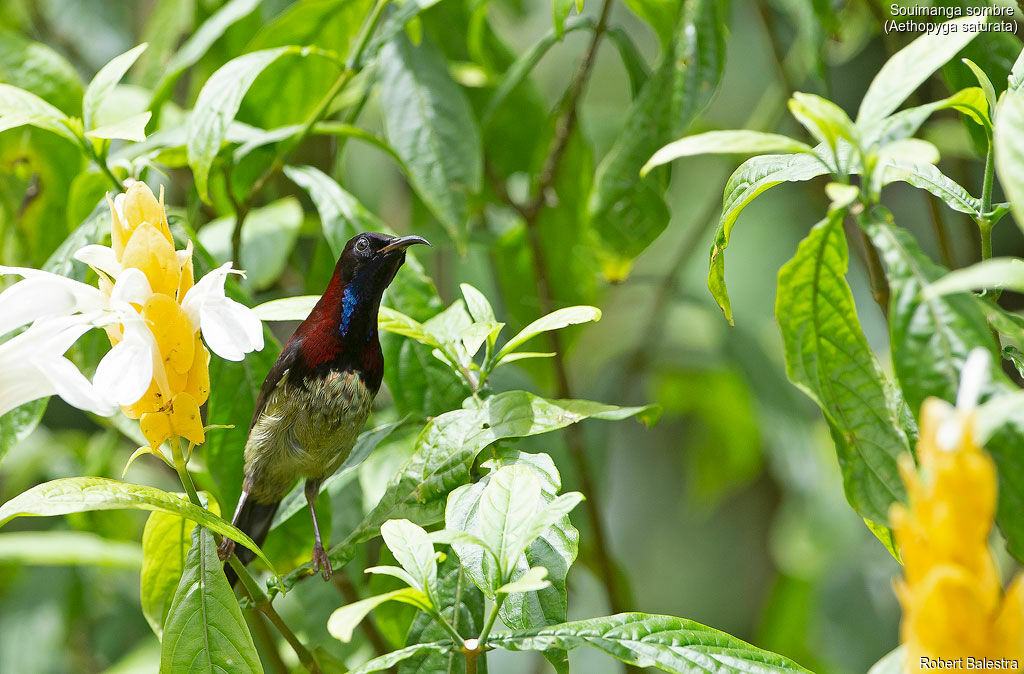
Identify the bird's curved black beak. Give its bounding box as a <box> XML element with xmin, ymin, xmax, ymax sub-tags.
<box><xmin>378</xmin><ymin>235</ymin><xmax>431</xmax><ymax>255</ymax></box>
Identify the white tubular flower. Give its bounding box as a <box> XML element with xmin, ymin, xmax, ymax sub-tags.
<box><xmin>0</xmin><ymin>314</ymin><xmax>115</xmax><ymax>417</ymax></box>
<box><xmin>181</xmin><ymin>263</ymin><xmax>264</xmax><ymax>362</ymax></box>
<box><xmin>93</xmin><ymin>269</ymin><xmax>159</xmax><ymax>407</ymax></box>
<box><xmin>0</xmin><ymin>266</ymin><xmax>107</xmax><ymax>336</ymax></box>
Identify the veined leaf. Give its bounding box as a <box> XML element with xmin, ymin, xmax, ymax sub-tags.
<box><xmin>380</xmin><ymin>519</ymin><xmax>439</xmax><ymax>600</ymax></box>
<box><xmin>378</xmin><ymin>33</ymin><xmax>482</xmax><ymax>248</ymax></box>
<box><xmin>776</xmin><ymin>212</ymin><xmax>910</xmax><ymax>524</ymax></box>
<box><xmin>278</xmin><ymin>393</ymin><xmax>657</xmax><ymax>592</ymax></box>
<box><xmin>860</xmin><ymin>87</ymin><xmax>989</xmax><ymax>149</ymax></box>
<box><xmin>346</xmin><ymin>642</ymin><xmax>452</xmax><ymax>674</ymax></box>
<box><xmin>478</xmin><ymin>466</ymin><xmax>545</xmax><ymax>583</ymax></box>
<box><xmin>327</xmin><ymin>588</ymin><xmax>432</xmax><ymax>643</ymax></box>
<box><xmin>0</xmin><ymin>531</ymin><xmax>141</xmax><ymax>568</ymax></box>
<box><xmin>0</xmin><ymin>400</ymin><xmax>47</xmax><ymax>467</ymax></box>
<box><xmin>963</xmin><ymin>58</ymin><xmax>997</xmax><ymax>116</ymax></box>
<box><xmin>0</xmin><ymin>477</ymin><xmax>275</xmax><ymax>571</ymax></box>
<box><xmin>709</xmin><ymin>151</ymin><xmax>832</xmax><ymax>323</ymax></box>
<box><xmin>643</xmin><ymin>131</ymin><xmax>812</xmax><ymax>176</ymax></box>
<box><xmin>856</xmin><ymin>16</ymin><xmax>982</xmax><ymax>124</ymax></box>
<box><xmin>83</xmin><ymin>43</ymin><xmax>147</xmax><ymax>130</ymax></box>
<box><xmin>159</xmin><ymin>527</ymin><xmax>262</xmax><ymax>673</ymax></box>
<box><xmin>926</xmin><ymin>257</ymin><xmax>1024</xmax><ymax>298</ymax></box>
<box><xmin>0</xmin><ymin>28</ymin><xmax>83</xmax><ymax>115</ymax></box>
<box><xmin>497</xmin><ymin>567</ymin><xmax>550</xmax><ymax>595</ymax></box>
<box><xmin>788</xmin><ymin>92</ymin><xmax>857</xmax><ymax>151</ymax></box>
<box><xmin>488</xmin><ymin>612</ymin><xmax>811</xmax><ymax>673</ymax></box>
<box><xmin>880</xmin><ymin>159</ymin><xmax>984</xmax><ymax>217</ymax></box>
<box><xmin>85</xmin><ymin>110</ymin><xmax>151</xmax><ymax>141</ymax></box>
<box><xmin>0</xmin><ymin>83</ymin><xmax>77</xmax><ymax>142</ymax></box>
<box><xmin>497</xmin><ymin>306</ymin><xmax>601</xmax><ymax>360</ymax></box>
<box><xmin>995</xmin><ymin>91</ymin><xmax>1024</xmax><ymax>234</ymax></box>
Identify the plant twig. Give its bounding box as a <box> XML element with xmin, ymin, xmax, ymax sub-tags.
<box><xmin>247</xmin><ymin>608</ymin><xmax>290</xmax><ymax>674</ymax></box>
<box><xmin>507</xmin><ymin>0</ymin><xmax>631</xmax><ymax>617</ymax></box>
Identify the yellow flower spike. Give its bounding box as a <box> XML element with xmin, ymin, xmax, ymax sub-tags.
<box><xmin>138</xmin><ymin>393</ymin><xmax>205</xmax><ymax>451</ymax></box>
<box><xmin>122</xmin><ymin>380</ymin><xmax>163</xmax><ymax>419</ymax></box>
<box><xmin>184</xmin><ymin>335</ymin><xmax>210</xmax><ymax>406</ymax></box>
<box><xmin>123</xmin><ymin>181</ymin><xmax>173</xmax><ymax>244</ymax></box>
<box><xmin>142</xmin><ymin>293</ymin><xmax>195</xmax><ymax>376</ymax></box>
<box><xmin>121</xmin><ymin>222</ymin><xmax>180</xmax><ymax>297</ymax></box>
<box><xmin>107</xmin><ymin>193</ymin><xmax>130</xmax><ymax>259</ymax></box>
<box><xmin>176</xmin><ymin>241</ymin><xmax>195</xmax><ymax>301</ymax></box>
<box><xmin>893</xmin><ymin>349</ymin><xmax>1024</xmax><ymax>672</ymax></box>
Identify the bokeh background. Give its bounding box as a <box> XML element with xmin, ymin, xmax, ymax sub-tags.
<box><xmin>1</xmin><ymin>0</ymin><xmax>1018</xmax><ymax>672</ymax></box>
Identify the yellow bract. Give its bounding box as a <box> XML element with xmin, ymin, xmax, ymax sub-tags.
<box><xmin>103</xmin><ymin>183</ymin><xmax>210</xmax><ymax>453</ymax></box>
<box><xmin>892</xmin><ymin>398</ymin><xmax>1024</xmax><ymax>671</ymax></box>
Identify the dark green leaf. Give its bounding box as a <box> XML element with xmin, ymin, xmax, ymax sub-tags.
<box><xmin>776</xmin><ymin>211</ymin><xmax>910</xmax><ymax>524</ymax></box>
<box><xmin>141</xmin><ymin>510</ymin><xmax>197</xmax><ymax>639</ymax></box>
<box><xmin>995</xmin><ymin>91</ymin><xmax>1024</xmax><ymax>234</ymax></box>
<box><xmin>348</xmin><ymin>642</ymin><xmax>452</xmax><ymax>674</ymax></box>
<box><xmin>160</xmin><ymin>527</ymin><xmax>262</xmax><ymax>673</ymax></box>
<box><xmin>489</xmin><ymin>612</ymin><xmax>811</xmax><ymax>673</ymax></box>
<box><xmin>378</xmin><ymin>33</ymin><xmax>482</xmax><ymax>248</ymax></box>
<box><xmin>0</xmin><ymin>27</ymin><xmax>82</xmax><ymax>115</ymax></box>
<box><xmin>0</xmin><ymin>400</ymin><xmax>46</xmax><ymax>467</ymax></box>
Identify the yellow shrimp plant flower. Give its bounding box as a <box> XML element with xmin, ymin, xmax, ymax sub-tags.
<box><xmin>892</xmin><ymin>350</ymin><xmax>1024</xmax><ymax>672</ymax></box>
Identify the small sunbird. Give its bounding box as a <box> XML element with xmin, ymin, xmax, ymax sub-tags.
<box><xmin>218</xmin><ymin>232</ymin><xmax>430</xmax><ymax>584</ymax></box>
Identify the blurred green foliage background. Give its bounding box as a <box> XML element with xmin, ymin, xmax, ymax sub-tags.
<box><xmin>2</xmin><ymin>0</ymin><xmax>1018</xmax><ymax>671</ymax></box>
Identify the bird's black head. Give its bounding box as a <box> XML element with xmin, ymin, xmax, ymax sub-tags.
<box><xmin>336</xmin><ymin>232</ymin><xmax>431</xmax><ymax>291</ymax></box>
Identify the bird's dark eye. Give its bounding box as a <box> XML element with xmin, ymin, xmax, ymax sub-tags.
<box><xmin>355</xmin><ymin>237</ymin><xmax>369</xmax><ymax>253</ymax></box>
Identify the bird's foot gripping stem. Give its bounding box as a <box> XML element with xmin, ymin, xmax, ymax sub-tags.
<box><xmin>312</xmin><ymin>543</ymin><xmax>333</xmax><ymax>580</ymax></box>
<box><xmin>217</xmin><ymin>537</ymin><xmax>236</xmax><ymax>562</ymax></box>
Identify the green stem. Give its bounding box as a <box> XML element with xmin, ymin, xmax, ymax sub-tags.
<box><xmin>346</xmin><ymin>0</ymin><xmax>389</xmax><ymax>70</ymax></box>
<box><xmin>981</xmin><ymin>141</ymin><xmax>995</xmax><ymax>215</ymax></box>
<box><xmin>478</xmin><ymin>595</ymin><xmax>506</xmax><ymax>643</ymax></box>
<box><xmin>432</xmin><ymin>610</ymin><xmax>466</xmax><ymax>645</ymax></box>
<box><xmin>228</xmin><ymin>557</ymin><xmax>322</xmax><ymax>674</ymax></box>
<box><xmin>170</xmin><ymin>437</ymin><xmax>202</xmax><ymax>507</ymax></box>
<box><xmin>980</xmin><ymin>219</ymin><xmax>994</xmax><ymax>260</ymax></box>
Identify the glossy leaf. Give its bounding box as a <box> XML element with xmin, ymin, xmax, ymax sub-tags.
<box><xmin>0</xmin><ymin>83</ymin><xmax>77</xmax><ymax>141</ymax></box>
<box><xmin>327</xmin><ymin>588</ymin><xmax>432</xmax><ymax>642</ymax></box>
<box><xmin>83</xmin><ymin>43</ymin><xmax>147</xmax><ymax>130</ymax></box>
<box><xmin>378</xmin><ymin>33</ymin><xmax>482</xmax><ymax>247</ymax></box>
<box><xmin>497</xmin><ymin>306</ymin><xmax>601</xmax><ymax>360</ymax></box>
<box><xmin>85</xmin><ymin>110</ymin><xmax>151</xmax><ymax>141</ymax></box>
<box><xmin>880</xmin><ymin>159</ymin><xmax>984</xmax><ymax>217</ymax></box>
<box><xmin>489</xmin><ymin>613</ymin><xmax>811</xmax><ymax>673</ymax></box>
<box><xmin>348</xmin><ymin>643</ymin><xmax>452</xmax><ymax>674</ymax></box>
<box><xmin>159</xmin><ymin>527</ymin><xmax>262</xmax><ymax>673</ymax></box>
<box><xmin>708</xmin><ymin>151</ymin><xmax>831</xmax><ymax>323</ymax></box>
<box><xmin>0</xmin><ymin>400</ymin><xmax>47</xmax><ymax>467</ymax></box>
<box><xmin>643</xmin><ymin>131</ymin><xmax>812</xmax><ymax>175</ymax></box>
<box><xmin>381</xmin><ymin>519</ymin><xmax>439</xmax><ymax>599</ymax></box>
<box><xmin>141</xmin><ymin>510</ymin><xmax>197</xmax><ymax>639</ymax></box>
<box><xmin>497</xmin><ymin>566</ymin><xmax>550</xmax><ymax>595</ymax></box>
<box><xmin>776</xmin><ymin>212</ymin><xmax>910</xmax><ymax>524</ymax></box>
<box><xmin>788</xmin><ymin>92</ymin><xmax>857</xmax><ymax>151</ymax></box>
<box><xmin>925</xmin><ymin>257</ymin><xmax>1024</xmax><ymax>298</ymax></box>
<box><xmin>856</xmin><ymin>16</ymin><xmax>981</xmax><ymax>124</ymax></box>
<box><xmin>0</xmin><ymin>476</ymin><xmax>275</xmax><ymax>571</ymax></box>
<box><xmin>0</xmin><ymin>27</ymin><xmax>83</xmax><ymax>115</ymax></box>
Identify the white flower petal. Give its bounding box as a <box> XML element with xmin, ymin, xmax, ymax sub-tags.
<box><xmin>94</xmin><ymin>334</ymin><xmax>153</xmax><ymax>406</ymax></box>
<box><xmin>74</xmin><ymin>244</ymin><xmax>123</xmax><ymax>278</ymax></box>
<box><xmin>37</xmin><ymin>356</ymin><xmax>115</xmax><ymax>416</ymax></box>
<box><xmin>0</xmin><ymin>277</ymin><xmax>78</xmax><ymax>337</ymax></box>
<box><xmin>0</xmin><ymin>362</ymin><xmax>54</xmax><ymax>417</ymax></box>
<box><xmin>113</xmin><ymin>193</ymin><xmax>127</xmax><ymax>223</ymax></box>
<box><xmin>110</xmin><ymin>268</ymin><xmax>153</xmax><ymax>309</ymax></box>
<box><xmin>199</xmin><ymin>300</ymin><xmax>248</xmax><ymax>361</ymax></box>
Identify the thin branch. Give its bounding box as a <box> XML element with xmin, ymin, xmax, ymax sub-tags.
<box><xmin>247</xmin><ymin>608</ymin><xmax>290</xmax><ymax>674</ymax></box>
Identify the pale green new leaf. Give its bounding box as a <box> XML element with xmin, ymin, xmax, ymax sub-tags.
<box><xmin>995</xmin><ymin>91</ymin><xmax>1024</xmax><ymax>234</ymax></box>
<box><xmin>788</xmin><ymin>92</ymin><xmax>857</xmax><ymax>150</ymax></box>
<box><xmin>0</xmin><ymin>477</ymin><xmax>275</xmax><ymax>571</ymax></box>
<box><xmin>497</xmin><ymin>306</ymin><xmax>601</xmax><ymax>360</ymax></box>
<box><xmin>365</xmin><ymin>564</ymin><xmax>419</xmax><ymax>589</ymax></box>
<box><xmin>489</xmin><ymin>612</ymin><xmax>811</xmax><ymax>673</ymax></box>
<box><xmin>379</xmin><ymin>307</ymin><xmax>442</xmax><ymax>348</ymax></box>
<box><xmin>460</xmin><ymin>283</ymin><xmax>495</xmax><ymax>324</ymax></box>
<box><xmin>327</xmin><ymin>588</ymin><xmax>432</xmax><ymax>643</ymax></box>
<box><xmin>0</xmin><ymin>531</ymin><xmax>141</xmax><ymax>568</ymax></box>
<box><xmin>346</xmin><ymin>643</ymin><xmax>452</xmax><ymax>674</ymax></box>
<box><xmin>962</xmin><ymin>58</ymin><xmax>997</xmax><ymax>116</ymax></box>
<box><xmin>83</xmin><ymin>43</ymin><xmax>147</xmax><ymax>130</ymax></box>
<box><xmin>643</xmin><ymin>130</ymin><xmax>812</xmax><ymax>175</ymax></box>
<box><xmin>856</xmin><ymin>16</ymin><xmax>982</xmax><ymax>123</ymax></box>
<box><xmin>860</xmin><ymin>87</ymin><xmax>989</xmax><ymax>149</ymax></box>
<box><xmin>497</xmin><ymin>566</ymin><xmax>550</xmax><ymax>595</ymax></box>
<box><xmin>254</xmin><ymin>295</ymin><xmax>318</xmax><ymax>321</ymax></box>
<box><xmin>776</xmin><ymin>212</ymin><xmax>910</xmax><ymax>524</ymax></box>
<box><xmin>159</xmin><ymin>527</ymin><xmax>262</xmax><ymax>673</ymax></box>
<box><xmin>85</xmin><ymin>110</ymin><xmax>151</xmax><ymax>141</ymax></box>
<box><xmin>0</xmin><ymin>83</ymin><xmax>76</xmax><ymax>141</ymax></box>
<box><xmin>380</xmin><ymin>519</ymin><xmax>439</xmax><ymax>600</ymax></box>
<box><xmin>479</xmin><ymin>466</ymin><xmax>545</xmax><ymax>581</ymax></box>
<box><xmin>925</xmin><ymin>258</ymin><xmax>1024</xmax><ymax>298</ymax></box>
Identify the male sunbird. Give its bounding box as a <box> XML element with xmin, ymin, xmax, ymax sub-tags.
<box><xmin>218</xmin><ymin>232</ymin><xmax>430</xmax><ymax>584</ymax></box>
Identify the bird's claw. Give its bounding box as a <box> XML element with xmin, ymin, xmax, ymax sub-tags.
<box><xmin>217</xmin><ymin>538</ymin><xmax>236</xmax><ymax>562</ymax></box>
<box><xmin>312</xmin><ymin>543</ymin><xmax>333</xmax><ymax>581</ymax></box>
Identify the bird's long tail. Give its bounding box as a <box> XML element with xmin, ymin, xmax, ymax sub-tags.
<box><xmin>223</xmin><ymin>498</ymin><xmax>279</xmax><ymax>587</ymax></box>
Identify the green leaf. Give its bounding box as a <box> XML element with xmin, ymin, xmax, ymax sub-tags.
<box><xmin>880</xmin><ymin>159</ymin><xmax>984</xmax><ymax>218</ymax></box>
<box><xmin>279</xmin><ymin>393</ymin><xmax>657</xmax><ymax>592</ymax></box>
<box><xmin>1010</xmin><ymin>43</ymin><xmax>1024</xmax><ymax>93</ymax></box>
<box><xmin>552</xmin><ymin>0</ymin><xmax>576</xmax><ymax>38</ymax></box>
<box><xmin>151</xmin><ymin>0</ymin><xmax>262</xmax><ymax>107</ymax></box>
<box><xmin>962</xmin><ymin>58</ymin><xmax>997</xmax><ymax>116</ymax></box>
<box><xmin>378</xmin><ymin>307</ymin><xmax>443</xmax><ymax>348</ymax></box>
<box><xmin>0</xmin><ymin>531</ymin><xmax>142</xmax><ymax>568</ymax></box>
<box><xmin>460</xmin><ymin>283</ymin><xmax>495</xmax><ymax>325</ymax></box>
<box><xmin>860</xmin><ymin>87</ymin><xmax>989</xmax><ymax>149</ymax></box>
<box><xmin>141</xmin><ymin>510</ymin><xmax>197</xmax><ymax>639</ymax></box>
<box><xmin>643</xmin><ymin>131</ymin><xmax>812</xmax><ymax>175</ymax></box>
<box><xmin>346</xmin><ymin>642</ymin><xmax>452</xmax><ymax>674</ymax></box>
<box><xmin>187</xmin><ymin>46</ymin><xmax>311</xmax><ymax>202</ymax></box>
<box><xmin>488</xmin><ymin>613</ymin><xmax>811</xmax><ymax>673</ymax></box>
<box><xmin>0</xmin><ymin>27</ymin><xmax>83</xmax><ymax>115</ymax></box>
<box><xmin>197</xmin><ymin>197</ymin><xmax>303</xmax><ymax>290</ymax></box>
<box><xmin>589</xmin><ymin>0</ymin><xmax>725</xmax><ymax>278</ymax></box>
<box><xmin>85</xmin><ymin>110</ymin><xmax>151</xmax><ymax>141</ymax></box>
<box><xmin>254</xmin><ymin>295</ymin><xmax>319</xmax><ymax>321</ymax></box>
<box><xmin>83</xmin><ymin>43</ymin><xmax>147</xmax><ymax>131</ymax></box>
<box><xmin>708</xmin><ymin>151</ymin><xmax>831</xmax><ymax>323</ymax></box>
<box><xmin>0</xmin><ymin>400</ymin><xmax>47</xmax><ymax>467</ymax></box>
<box><xmin>623</xmin><ymin>0</ymin><xmax>679</xmax><ymax>48</ymax></box>
<box><xmin>159</xmin><ymin>527</ymin><xmax>262</xmax><ymax>673</ymax></box>
<box><xmin>497</xmin><ymin>566</ymin><xmax>550</xmax><ymax>595</ymax></box>
<box><xmin>479</xmin><ymin>465</ymin><xmax>545</xmax><ymax>582</ymax></box>
<box><xmin>237</xmin><ymin>121</ymin><xmax>400</xmax><ymax>163</ymax></box>
<box><xmin>0</xmin><ymin>477</ymin><xmax>275</xmax><ymax>571</ymax></box>
<box><xmin>0</xmin><ymin>83</ymin><xmax>77</xmax><ymax>142</ymax></box>
<box><xmin>380</xmin><ymin>519</ymin><xmax>439</xmax><ymax>600</ymax></box>
<box><xmin>775</xmin><ymin>212</ymin><xmax>910</xmax><ymax>524</ymax></box>
<box><xmin>378</xmin><ymin>33</ymin><xmax>482</xmax><ymax>248</ymax></box>
<box><xmin>856</xmin><ymin>16</ymin><xmax>982</xmax><ymax>124</ymax></box>
<box><xmin>994</xmin><ymin>91</ymin><xmax>1024</xmax><ymax>234</ymax></box>
<box><xmin>327</xmin><ymin>588</ymin><xmax>432</xmax><ymax>642</ymax></box>
<box><xmin>788</xmin><ymin>92</ymin><xmax>857</xmax><ymax>151</ymax></box>
<box><xmin>497</xmin><ymin>306</ymin><xmax>601</xmax><ymax>361</ymax></box>
<box><xmin>606</xmin><ymin>26</ymin><xmax>650</xmax><ymax>97</ymax></box>
<box><xmin>925</xmin><ymin>257</ymin><xmax>1024</xmax><ymax>298</ymax></box>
